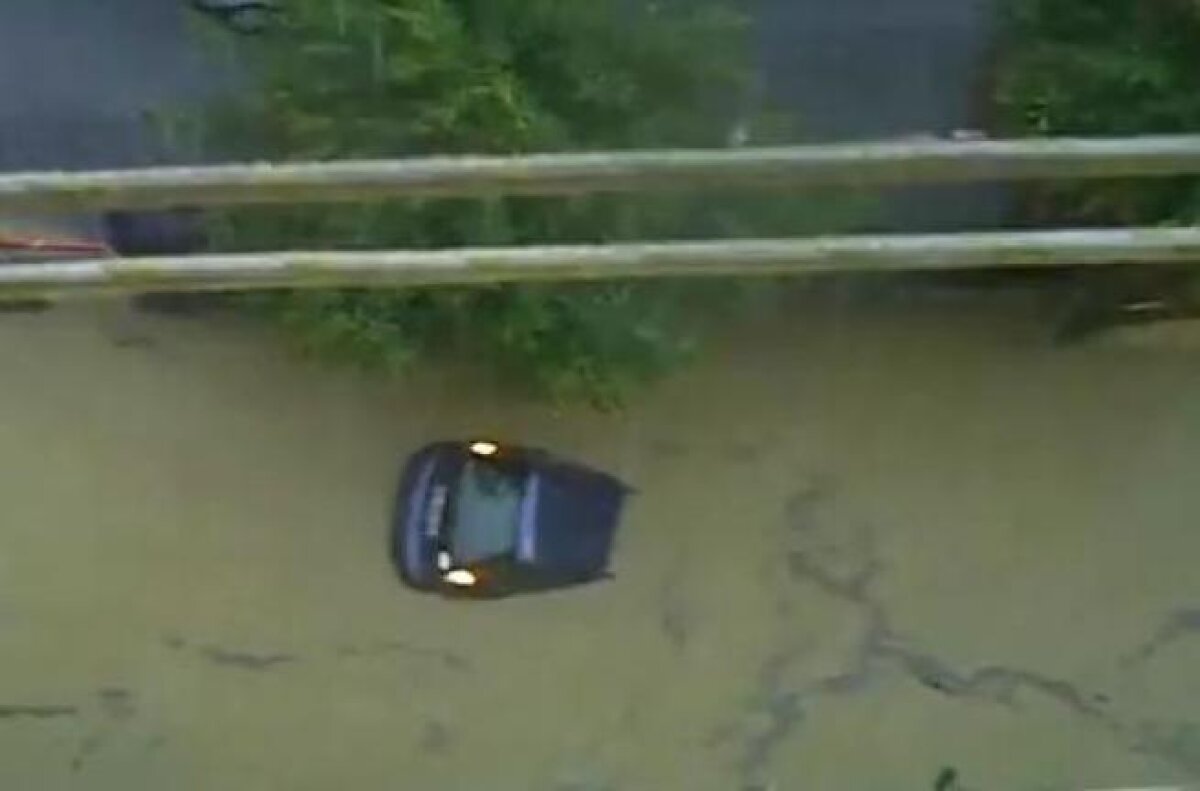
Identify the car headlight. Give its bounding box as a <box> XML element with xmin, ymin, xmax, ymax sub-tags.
<box><xmin>444</xmin><ymin>569</ymin><xmax>477</xmax><ymax>588</ymax></box>
<box><xmin>468</xmin><ymin>440</ymin><xmax>500</xmax><ymax>458</ymax></box>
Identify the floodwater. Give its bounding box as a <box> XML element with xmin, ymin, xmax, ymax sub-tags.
<box><xmin>0</xmin><ymin>289</ymin><xmax>1197</xmax><ymax>790</ymax></box>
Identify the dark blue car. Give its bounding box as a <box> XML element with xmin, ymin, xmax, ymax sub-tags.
<box><xmin>391</xmin><ymin>441</ymin><xmax>629</xmax><ymax>598</ymax></box>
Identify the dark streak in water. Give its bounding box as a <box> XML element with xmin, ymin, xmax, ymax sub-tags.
<box><xmin>1122</xmin><ymin>608</ymin><xmax>1200</xmax><ymax>668</ymax></box>
<box><xmin>98</xmin><ymin>687</ymin><xmax>136</xmax><ymax>720</ymax></box>
<box><xmin>1129</xmin><ymin>720</ymin><xmax>1200</xmax><ymax>776</ymax></box>
<box><xmin>201</xmin><ymin>646</ymin><xmax>296</xmax><ymax>670</ymax></box>
<box><xmin>738</xmin><ymin>658</ymin><xmax>805</xmax><ymax>780</ymax></box>
<box><xmin>69</xmin><ymin>689</ymin><xmax>138</xmax><ymax>773</ymax></box>
<box><xmin>646</xmin><ymin>438</ymin><xmax>689</xmax><ymax>459</ymax></box>
<box><xmin>933</xmin><ymin>766</ymin><xmax>960</xmax><ymax>791</ymax></box>
<box><xmin>660</xmin><ymin>597</ymin><xmax>690</xmax><ymax>652</ymax></box>
<box><xmin>110</xmin><ymin>331</ymin><xmax>157</xmax><ymax>349</ymax></box>
<box><xmin>881</xmin><ymin>643</ymin><xmax>1107</xmax><ymax>718</ymax></box>
<box><xmin>659</xmin><ymin>559</ymin><xmax>692</xmax><ymax>653</ymax></box>
<box><xmin>163</xmin><ymin>634</ymin><xmax>298</xmax><ymax>670</ymax></box>
<box><xmin>728</xmin><ymin>478</ymin><xmax>1200</xmax><ymax>781</ymax></box>
<box><xmin>0</xmin><ymin>704</ymin><xmax>77</xmax><ymax>719</ymax></box>
<box><xmin>722</xmin><ymin>441</ymin><xmax>763</xmax><ymax>463</ymax></box>
<box><xmin>336</xmin><ymin>640</ymin><xmax>470</xmax><ymax>672</ymax></box>
<box><xmin>71</xmin><ymin>732</ymin><xmax>103</xmax><ymax>773</ymax></box>
<box><xmin>421</xmin><ymin>720</ymin><xmax>453</xmax><ymax>754</ymax></box>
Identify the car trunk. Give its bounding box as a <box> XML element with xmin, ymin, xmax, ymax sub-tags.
<box><xmin>528</xmin><ymin>463</ymin><xmax>626</xmax><ymax>579</ymax></box>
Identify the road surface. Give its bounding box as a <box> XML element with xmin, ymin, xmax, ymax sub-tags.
<box><xmin>758</xmin><ymin>0</ymin><xmax>1011</xmax><ymax>229</ymax></box>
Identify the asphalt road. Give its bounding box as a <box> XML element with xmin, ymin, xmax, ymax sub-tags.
<box><xmin>756</xmin><ymin>0</ymin><xmax>1010</xmax><ymax>229</ymax></box>
<box><xmin>0</xmin><ymin>0</ymin><xmax>233</xmax><ymax>172</ymax></box>
<box><xmin>758</xmin><ymin>0</ymin><xmax>998</xmax><ymax>141</ymax></box>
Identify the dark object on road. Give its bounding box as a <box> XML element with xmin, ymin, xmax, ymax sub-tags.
<box><xmin>392</xmin><ymin>441</ymin><xmax>629</xmax><ymax>599</ymax></box>
<box><xmin>1053</xmin><ymin>265</ymin><xmax>1200</xmax><ymax>344</ymax></box>
<box><xmin>190</xmin><ymin>0</ymin><xmax>279</xmax><ymax>34</ymax></box>
<box><xmin>103</xmin><ymin>210</ymin><xmax>205</xmax><ymax>257</ymax></box>
<box><xmin>104</xmin><ymin>210</ymin><xmax>227</xmax><ymax>315</ymax></box>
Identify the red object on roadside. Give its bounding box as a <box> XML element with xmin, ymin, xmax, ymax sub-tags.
<box><xmin>0</xmin><ymin>234</ymin><xmax>113</xmax><ymax>257</ymax></box>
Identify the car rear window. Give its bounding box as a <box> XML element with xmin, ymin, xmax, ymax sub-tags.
<box><xmin>449</xmin><ymin>458</ymin><xmax>525</xmax><ymax>563</ymax></box>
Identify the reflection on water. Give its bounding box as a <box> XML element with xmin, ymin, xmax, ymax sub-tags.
<box><xmin>0</xmin><ymin>291</ymin><xmax>1197</xmax><ymax>790</ymax></box>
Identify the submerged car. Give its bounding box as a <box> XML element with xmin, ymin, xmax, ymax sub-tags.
<box><xmin>391</xmin><ymin>441</ymin><xmax>629</xmax><ymax>598</ymax></box>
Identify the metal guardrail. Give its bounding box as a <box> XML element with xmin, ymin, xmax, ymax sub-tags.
<box><xmin>3</xmin><ymin>136</ymin><xmax>1200</xmax><ymax>297</ymax></box>
<box><xmin>2</xmin><ymin>228</ymin><xmax>1198</xmax><ymax>300</ymax></box>
<box><xmin>1</xmin><ymin>136</ymin><xmax>1200</xmax><ymax>212</ymax></box>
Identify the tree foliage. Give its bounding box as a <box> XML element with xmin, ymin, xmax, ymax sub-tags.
<box><xmin>995</xmin><ymin>0</ymin><xmax>1200</xmax><ymax>225</ymax></box>
<box><xmin>200</xmin><ymin>0</ymin><xmax>826</xmax><ymax>407</ymax></box>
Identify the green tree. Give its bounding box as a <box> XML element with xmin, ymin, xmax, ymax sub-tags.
<box><xmin>199</xmin><ymin>0</ymin><xmax>833</xmax><ymax>407</ymax></box>
<box><xmin>995</xmin><ymin>0</ymin><xmax>1200</xmax><ymax>225</ymax></box>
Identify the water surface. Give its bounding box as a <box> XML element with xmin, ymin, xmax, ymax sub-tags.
<box><xmin>0</xmin><ymin>293</ymin><xmax>1197</xmax><ymax>789</ymax></box>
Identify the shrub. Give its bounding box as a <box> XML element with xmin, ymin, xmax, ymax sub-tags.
<box><xmin>994</xmin><ymin>0</ymin><xmax>1200</xmax><ymax>225</ymax></box>
<box><xmin>199</xmin><ymin>0</ymin><xmax>831</xmax><ymax>407</ymax></box>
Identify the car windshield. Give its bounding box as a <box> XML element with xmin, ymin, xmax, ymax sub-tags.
<box><xmin>449</xmin><ymin>458</ymin><xmax>525</xmax><ymax>563</ymax></box>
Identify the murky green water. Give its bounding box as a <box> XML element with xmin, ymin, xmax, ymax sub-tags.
<box><xmin>1</xmin><ymin>292</ymin><xmax>1197</xmax><ymax>790</ymax></box>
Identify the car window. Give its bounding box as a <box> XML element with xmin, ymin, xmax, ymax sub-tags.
<box><xmin>449</xmin><ymin>458</ymin><xmax>525</xmax><ymax>563</ymax></box>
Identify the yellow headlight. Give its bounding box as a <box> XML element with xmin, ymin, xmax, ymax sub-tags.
<box><xmin>469</xmin><ymin>441</ymin><xmax>500</xmax><ymax>457</ymax></box>
<box><xmin>444</xmin><ymin>569</ymin><xmax>477</xmax><ymax>588</ymax></box>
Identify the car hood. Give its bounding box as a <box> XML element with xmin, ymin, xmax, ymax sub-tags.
<box><xmin>520</xmin><ymin>463</ymin><xmax>627</xmax><ymax>579</ymax></box>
